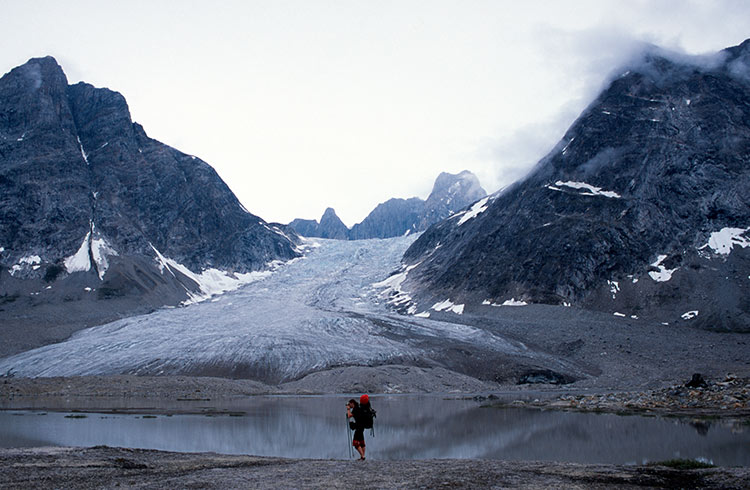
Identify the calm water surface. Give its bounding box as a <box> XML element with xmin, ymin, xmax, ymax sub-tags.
<box><xmin>1</xmin><ymin>396</ymin><xmax>748</xmax><ymax>465</ymax></box>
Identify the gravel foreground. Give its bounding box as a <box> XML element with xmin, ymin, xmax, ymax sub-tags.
<box><xmin>1</xmin><ymin>446</ymin><xmax>749</xmax><ymax>490</ymax></box>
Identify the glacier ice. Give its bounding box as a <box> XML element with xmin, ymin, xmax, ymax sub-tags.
<box><xmin>0</xmin><ymin>235</ymin><xmax>529</xmax><ymax>382</ymax></box>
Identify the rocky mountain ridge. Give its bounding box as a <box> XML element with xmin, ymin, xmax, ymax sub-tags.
<box><xmin>0</xmin><ymin>56</ymin><xmax>301</xmax><ymax>354</ymax></box>
<box><xmin>289</xmin><ymin>170</ymin><xmax>487</xmax><ymax>240</ymax></box>
<box><xmin>391</xmin><ymin>40</ymin><xmax>750</xmax><ymax>331</ymax></box>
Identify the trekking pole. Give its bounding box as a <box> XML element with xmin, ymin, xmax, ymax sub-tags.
<box><xmin>346</xmin><ymin>414</ymin><xmax>353</xmax><ymax>459</ymax></box>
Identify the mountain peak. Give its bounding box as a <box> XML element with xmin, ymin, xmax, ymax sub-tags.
<box><xmin>322</xmin><ymin>207</ymin><xmax>339</xmax><ymax>218</ymax></box>
<box><xmin>9</xmin><ymin>56</ymin><xmax>68</xmax><ymax>92</ymax></box>
<box><xmin>0</xmin><ymin>57</ymin><xmax>301</xmax><ymax>350</ymax></box>
<box><xmin>317</xmin><ymin>207</ymin><xmax>349</xmax><ymax>239</ymax></box>
<box><xmin>403</xmin><ymin>39</ymin><xmax>750</xmax><ymax>331</ymax></box>
<box><xmin>289</xmin><ymin>171</ymin><xmax>487</xmax><ymax>240</ymax></box>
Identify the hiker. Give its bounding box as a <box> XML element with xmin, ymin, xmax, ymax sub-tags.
<box><xmin>346</xmin><ymin>395</ymin><xmax>370</xmax><ymax>460</ymax></box>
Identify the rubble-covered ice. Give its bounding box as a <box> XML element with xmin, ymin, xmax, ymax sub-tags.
<box><xmin>431</xmin><ymin>299</ymin><xmax>465</xmax><ymax>314</ymax></box>
<box><xmin>501</xmin><ymin>299</ymin><xmax>527</xmax><ymax>306</ymax></box>
<box><xmin>0</xmin><ymin>236</ymin><xmax>529</xmax><ymax>381</ymax></box>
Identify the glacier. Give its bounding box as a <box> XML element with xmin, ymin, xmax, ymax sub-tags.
<box><xmin>0</xmin><ymin>235</ymin><xmax>534</xmax><ymax>383</ymax></box>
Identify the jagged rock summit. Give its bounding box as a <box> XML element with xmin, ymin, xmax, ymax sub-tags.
<box><xmin>350</xmin><ymin>170</ymin><xmax>487</xmax><ymax>239</ymax></box>
<box><xmin>0</xmin><ymin>56</ymin><xmax>301</xmax><ymax>354</ymax></box>
<box><xmin>288</xmin><ymin>207</ymin><xmax>348</xmax><ymax>239</ymax></box>
<box><xmin>289</xmin><ymin>170</ymin><xmax>487</xmax><ymax>240</ymax></box>
<box><xmin>395</xmin><ymin>40</ymin><xmax>750</xmax><ymax>331</ymax></box>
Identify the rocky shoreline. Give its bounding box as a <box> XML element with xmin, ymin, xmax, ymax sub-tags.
<box><xmin>2</xmin><ymin>373</ymin><xmax>749</xmax><ymax>488</ymax></box>
<box><xmin>498</xmin><ymin>374</ymin><xmax>750</xmax><ymax>418</ymax></box>
<box><xmin>1</xmin><ymin>446</ymin><xmax>748</xmax><ymax>489</ymax></box>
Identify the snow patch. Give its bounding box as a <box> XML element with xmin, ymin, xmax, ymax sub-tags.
<box><xmin>561</xmin><ymin>137</ymin><xmax>574</xmax><ymax>155</ymax></box>
<box><xmin>608</xmin><ymin>280</ymin><xmax>619</xmax><ymax>299</ymax></box>
<box><xmin>648</xmin><ymin>255</ymin><xmax>678</xmax><ymax>282</ymax></box>
<box><xmin>372</xmin><ymin>262</ymin><xmax>420</xmax><ymax>312</ymax></box>
<box><xmin>91</xmin><ymin>236</ymin><xmax>118</xmax><ymax>280</ymax></box>
<box><xmin>64</xmin><ymin>227</ymin><xmax>118</xmax><ymax>279</ymax></box>
<box><xmin>456</xmin><ymin>197</ymin><xmax>490</xmax><ymax>226</ymax></box>
<box><xmin>702</xmin><ymin>227</ymin><xmax>750</xmax><ymax>255</ymax></box>
<box><xmin>414</xmin><ymin>311</ymin><xmax>430</xmax><ymax>318</ymax></box>
<box><xmin>613</xmin><ymin>312</ymin><xmax>626</xmax><ymax>317</ymax></box>
<box><xmin>547</xmin><ymin>181</ymin><xmax>621</xmax><ymax>199</ymax></box>
<box><xmin>77</xmin><ymin>136</ymin><xmax>89</xmax><ymax>164</ymax></box>
<box><xmin>681</xmin><ymin>310</ymin><xmax>699</xmax><ymax>320</ymax></box>
<box><xmin>65</xmin><ymin>233</ymin><xmax>92</xmax><ymax>273</ymax></box>
<box><xmin>10</xmin><ymin>255</ymin><xmax>42</xmax><ymax>276</ymax></box>
<box><xmin>149</xmin><ymin>244</ymin><xmax>275</xmax><ymax>305</ymax></box>
<box><xmin>431</xmin><ymin>299</ymin><xmax>465</xmax><ymax>314</ymax></box>
<box><xmin>482</xmin><ymin>298</ymin><xmax>527</xmax><ymax>307</ymax></box>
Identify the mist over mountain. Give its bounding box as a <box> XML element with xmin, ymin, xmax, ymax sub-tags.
<box><xmin>289</xmin><ymin>170</ymin><xmax>487</xmax><ymax>240</ymax></box>
<box><xmin>395</xmin><ymin>40</ymin><xmax>750</xmax><ymax>332</ymax></box>
<box><xmin>0</xmin><ymin>56</ymin><xmax>301</xmax><ymax>355</ymax></box>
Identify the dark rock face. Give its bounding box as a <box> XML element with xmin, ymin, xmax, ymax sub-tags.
<box><xmin>289</xmin><ymin>171</ymin><xmax>487</xmax><ymax>240</ymax></box>
<box><xmin>349</xmin><ymin>197</ymin><xmax>424</xmax><ymax>239</ymax></box>
<box><xmin>317</xmin><ymin>207</ymin><xmax>349</xmax><ymax>239</ymax></box>
<box><xmin>287</xmin><ymin>218</ymin><xmax>320</xmax><ymax>238</ymax></box>
<box><xmin>289</xmin><ymin>207</ymin><xmax>349</xmax><ymax>239</ymax></box>
<box><xmin>418</xmin><ymin>170</ymin><xmax>487</xmax><ymax>231</ymax></box>
<box><xmin>0</xmin><ymin>56</ymin><xmax>300</xmax><ymax>353</ymax></box>
<box><xmin>351</xmin><ymin>171</ymin><xmax>487</xmax><ymax>239</ymax></box>
<box><xmin>402</xmin><ymin>40</ymin><xmax>750</xmax><ymax>331</ymax></box>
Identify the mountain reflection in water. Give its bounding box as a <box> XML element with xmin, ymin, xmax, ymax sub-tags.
<box><xmin>1</xmin><ymin>396</ymin><xmax>748</xmax><ymax>466</ymax></box>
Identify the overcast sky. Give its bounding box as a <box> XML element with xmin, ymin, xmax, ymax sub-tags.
<box><xmin>2</xmin><ymin>1</ymin><xmax>748</xmax><ymax>226</ymax></box>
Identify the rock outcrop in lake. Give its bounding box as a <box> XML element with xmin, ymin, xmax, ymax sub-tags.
<box><xmin>0</xmin><ymin>56</ymin><xmax>301</xmax><ymax>354</ymax></box>
<box><xmin>398</xmin><ymin>40</ymin><xmax>750</xmax><ymax>331</ymax></box>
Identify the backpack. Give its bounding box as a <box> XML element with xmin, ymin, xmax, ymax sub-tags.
<box><xmin>360</xmin><ymin>403</ymin><xmax>376</xmax><ymax>429</ymax></box>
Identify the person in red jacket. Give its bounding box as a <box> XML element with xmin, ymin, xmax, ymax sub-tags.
<box><xmin>346</xmin><ymin>394</ymin><xmax>370</xmax><ymax>460</ymax></box>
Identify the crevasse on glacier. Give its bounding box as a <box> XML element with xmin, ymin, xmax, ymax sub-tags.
<box><xmin>0</xmin><ymin>236</ymin><xmax>527</xmax><ymax>383</ymax></box>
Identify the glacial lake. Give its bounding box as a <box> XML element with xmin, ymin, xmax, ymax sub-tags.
<box><xmin>1</xmin><ymin>396</ymin><xmax>748</xmax><ymax>465</ymax></box>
